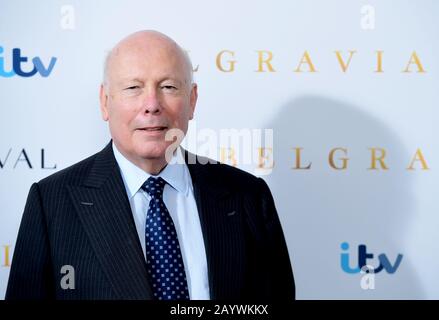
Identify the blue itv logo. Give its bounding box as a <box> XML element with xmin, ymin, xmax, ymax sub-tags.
<box><xmin>0</xmin><ymin>45</ymin><xmax>57</xmax><ymax>77</ymax></box>
<box><xmin>340</xmin><ymin>242</ymin><xmax>403</xmax><ymax>274</ymax></box>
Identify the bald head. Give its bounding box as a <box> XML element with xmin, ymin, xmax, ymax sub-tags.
<box><xmin>98</xmin><ymin>30</ymin><xmax>198</xmax><ymax>174</ymax></box>
<box><xmin>103</xmin><ymin>30</ymin><xmax>193</xmax><ymax>91</ymax></box>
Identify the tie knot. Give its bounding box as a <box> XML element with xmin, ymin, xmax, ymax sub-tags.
<box><xmin>142</xmin><ymin>176</ymin><xmax>166</xmax><ymax>198</ymax></box>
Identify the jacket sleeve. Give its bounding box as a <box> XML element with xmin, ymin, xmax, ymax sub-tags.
<box><xmin>5</xmin><ymin>183</ymin><xmax>55</xmax><ymax>300</ymax></box>
<box><xmin>257</xmin><ymin>177</ymin><xmax>296</xmax><ymax>300</ymax></box>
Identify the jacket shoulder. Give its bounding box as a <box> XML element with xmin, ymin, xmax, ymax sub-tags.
<box><xmin>188</xmin><ymin>152</ymin><xmax>264</xmax><ymax>192</ymax></box>
<box><xmin>211</xmin><ymin>161</ymin><xmax>260</xmax><ymax>184</ymax></box>
<box><xmin>37</xmin><ymin>150</ymin><xmax>99</xmax><ymax>189</ymax></box>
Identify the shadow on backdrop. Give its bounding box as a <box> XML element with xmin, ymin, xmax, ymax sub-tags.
<box><xmin>266</xmin><ymin>95</ymin><xmax>424</xmax><ymax>299</ymax></box>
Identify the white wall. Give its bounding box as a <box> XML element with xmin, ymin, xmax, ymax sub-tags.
<box><xmin>1</xmin><ymin>0</ymin><xmax>438</xmax><ymax>299</ymax></box>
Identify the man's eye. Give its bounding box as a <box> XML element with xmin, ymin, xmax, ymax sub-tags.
<box><xmin>162</xmin><ymin>85</ymin><xmax>177</xmax><ymax>90</ymax></box>
<box><xmin>125</xmin><ymin>86</ymin><xmax>140</xmax><ymax>90</ymax></box>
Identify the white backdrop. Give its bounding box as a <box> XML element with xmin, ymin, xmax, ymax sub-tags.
<box><xmin>1</xmin><ymin>0</ymin><xmax>438</xmax><ymax>299</ymax></box>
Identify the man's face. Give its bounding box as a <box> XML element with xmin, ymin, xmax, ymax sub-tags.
<box><xmin>100</xmin><ymin>38</ymin><xmax>197</xmax><ymax>163</ymax></box>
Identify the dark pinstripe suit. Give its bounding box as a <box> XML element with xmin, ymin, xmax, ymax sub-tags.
<box><xmin>6</xmin><ymin>142</ymin><xmax>295</xmax><ymax>300</ymax></box>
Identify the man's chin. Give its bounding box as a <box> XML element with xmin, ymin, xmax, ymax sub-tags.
<box><xmin>133</xmin><ymin>143</ymin><xmax>171</xmax><ymax>160</ymax></box>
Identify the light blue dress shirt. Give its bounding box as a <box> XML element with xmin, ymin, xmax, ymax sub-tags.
<box><xmin>112</xmin><ymin>142</ymin><xmax>210</xmax><ymax>300</ymax></box>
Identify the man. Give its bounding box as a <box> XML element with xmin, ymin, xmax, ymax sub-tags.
<box><xmin>6</xmin><ymin>30</ymin><xmax>295</xmax><ymax>300</ymax></box>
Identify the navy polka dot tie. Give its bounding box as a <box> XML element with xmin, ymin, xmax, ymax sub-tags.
<box><xmin>141</xmin><ymin>176</ymin><xmax>190</xmax><ymax>300</ymax></box>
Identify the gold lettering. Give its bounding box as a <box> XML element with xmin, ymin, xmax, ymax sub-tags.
<box><xmin>403</xmin><ymin>51</ymin><xmax>426</xmax><ymax>73</ymax></box>
<box><xmin>368</xmin><ymin>148</ymin><xmax>388</xmax><ymax>170</ymax></box>
<box><xmin>407</xmin><ymin>148</ymin><xmax>429</xmax><ymax>170</ymax></box>
<box><xmin>335</xmin><ymin>50</ymin><xmax>356</xmax><ymax>72</ymax></box>
<box><xmin>294</xmin><ymin>51</ymin><xmax>317</xmax><ymax>73</ymax></box>
<box><xmin>375</xmin><ymin>50</ymin><xmax>384</xmax><ymax>73</ymax></box>
<box><xmin>292</xmin><ymin>147</ymin><xmax>312</xmax><ymax>169</ymax></box>
<box><xmin>257</xmin><ymin>147</ymin><xmax>274</xmax><ymax>169</ymax></box>
<box><xmin>220</xmin><ymin>147</ymin><xmax>237</xmax><ymax>167</ymax></box>
<box><xmin>3</xmin><ymin>245</ymin><xmax>11</xmax><ymax>267</ymax></box>
<box><xmin>255</xmin><ymin>50</ymin><xmax>275</xmax><ymax>72</ymax></box>
<box><xmin>329</xmin><ymin>148</ymin><xmax>349</xmax><ymax>170</ymax></box>
<box><xmin>216</xmin><ymin>50</ymin><xmax>236</xmax><ymax>72</ymax></box>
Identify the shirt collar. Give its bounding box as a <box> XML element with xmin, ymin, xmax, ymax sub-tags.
<box><xmin>112</xmin><ymin>142</ymin><xmax>189</xmax><ymax>199</ymax></box>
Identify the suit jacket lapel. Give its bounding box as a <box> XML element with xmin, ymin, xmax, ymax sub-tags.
<box><xmin>66</xmin><ymin>143</ymin><xmax>246</xmax><ymax>300</ymax></box>
<box><xmin>67</xmin><ymin>142</ymin><xmax>153</xmax><ymax>299</ymax></box>
<box><xmin>185</xmin><ymin>151</ymin><xmax>246</xmax><ymax>300</ymax></box>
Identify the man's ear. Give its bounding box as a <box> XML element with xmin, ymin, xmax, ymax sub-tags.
<box><xmin>189</xmin><ymin>83</ymin><xmax>198</xmax><ymax>120</ymax></box>
<box><xmin>99</xmin><ymin>84</ymin><xmax>109</xmax><ymax>121</ymax></box>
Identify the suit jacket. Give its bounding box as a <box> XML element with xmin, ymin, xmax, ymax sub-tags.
<box><xmin>6</xmin><ymin>142</ymin><xmax>295</xmax><ymax>300</ymax></box>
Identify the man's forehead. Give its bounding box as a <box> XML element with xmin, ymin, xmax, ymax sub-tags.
<box><xmin>109</xmin><ymin>43</ymin><xmax>183</xmax><ymax>72</ymax></box>
<box><xmin>103</xmin><ymin>30</ymin><xmax>192</xmax><ymax>85</ymax></box>
<box><xmin>111</xmin><ymin>32</ymin><xmax>180</xmax><ymax>60</ymax></box>
<box><xmin>109</xmin><ymin>53</ymin><xmax>184</xmax><ymax>78</ymax></box>
<box><xmin>109</xmin><ymin>60</ymin><xmax>187</xmax><ymax>84</ymax></box>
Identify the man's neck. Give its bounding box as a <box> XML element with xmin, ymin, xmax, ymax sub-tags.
<box><xmin>136</xmin><ymin>158</ymin><xmax>168</xmax><ymax>175</ymax></box>
<box><xmin>113</xmin><ymin>142</ymin><xmax>173</xmax><ymax>176</ymax></box>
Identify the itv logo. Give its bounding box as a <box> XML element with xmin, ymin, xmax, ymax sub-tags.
<box><xmin>340</xmin><ymin>242</ymin><xmax>403</xmax><ymax>274</ymax></box>
<box><xmin>0</xmin><ymin>45</ymin><xmax>57</xmax><ymax>77</ymax></box>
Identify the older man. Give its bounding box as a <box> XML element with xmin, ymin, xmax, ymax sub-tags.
<box><xmin>6</xmin><ymin>31</ymin><xmax>295</xmax><ymax>300</ymax></box>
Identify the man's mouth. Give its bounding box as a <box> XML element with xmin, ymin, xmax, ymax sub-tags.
<box><xmin>139</xmin><ymin>126</ymin><xmax>168</xmax><ymax>132</ymax></box>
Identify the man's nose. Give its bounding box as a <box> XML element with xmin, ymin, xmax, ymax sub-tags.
<box><xmin>143</xmin><ymin>91</ymin><xmax>162</xmax><ymax>114</ymax></box>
